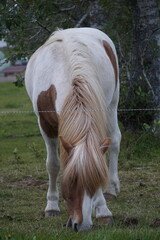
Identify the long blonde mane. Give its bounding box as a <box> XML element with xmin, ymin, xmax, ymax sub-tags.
<box><xmin>59</xmin><ymin>36</ymin><xmax>108</xmax><ymax>195</ymax></box>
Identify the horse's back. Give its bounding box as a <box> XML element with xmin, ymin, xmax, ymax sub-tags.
<box><xmin>25</xmin><ymin>28</ymin><xmax>119</xmax><ymax>113</ymax></box>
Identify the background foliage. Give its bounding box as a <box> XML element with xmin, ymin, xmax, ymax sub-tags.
<box><xmin>0</xmin><ymin>0</ymin><xmax>160</xmax><ymax>130</ymax></box>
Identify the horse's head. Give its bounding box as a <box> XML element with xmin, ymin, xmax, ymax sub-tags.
<box><xmin>60</xmin><ymin>136</ymin><xmax>111</xmax><ymax>231</ymax></box>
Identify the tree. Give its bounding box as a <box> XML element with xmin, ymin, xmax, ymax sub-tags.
<box><xmin>0</xmin><ymin>0</ymin><xmax>107</xmax><ymax>60</ymax></box>
<box><xmin>129</xmin><ymin>0</ymin><xmax>160</xmax><ymax>131</ymax></box>
<box><xmin>0</xmin><ymin>0</ymin><xmax>92</xmax><ymax>59</ymax></box>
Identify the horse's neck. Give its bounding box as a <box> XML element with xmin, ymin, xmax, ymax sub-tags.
<box><xmin>60</xmin><ymin>78</ymin><xmax>106</xmax><ymax>138</ymax></box>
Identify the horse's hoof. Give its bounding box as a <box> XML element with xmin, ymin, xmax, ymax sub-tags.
<box><xmin>97</xmin><ymin>216</ymin><xmax>114</xmax><ymax>224</ymax></box>
<box><xmin>104</xmin><ymin>193</ymin><xmax>116</xmax><ymax>200</ymax></box>
<box><xmin>45</xmin><ymin>210</ymin><xmax>60</xmax><ymax>217</ymax></box>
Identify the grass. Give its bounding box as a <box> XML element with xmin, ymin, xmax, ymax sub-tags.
<box><xmin>0</xmin><ymin>82</ymin><xmax>160</xmax><ymax>240</ymax></box>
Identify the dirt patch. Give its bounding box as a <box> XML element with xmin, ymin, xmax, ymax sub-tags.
<box><xmin>1</xmin><ymin>214</ymin><xmax>22</xmax><ymax>222</ymax></box>
<box><xmin>139</xmin><ymin>182</ymin><xmax>147</xmax><ymax>187</ymax></box>
<box><xmin>116</xmin><ymin>216</ymin><xmax>139</xmax><ymax>226</ymax></box>
<box><xmin>18</xmin><ymin>178</ymin><xmax>47</xmax><ymax>186</ymax></box>
<box><xmin>150</xmin><ymin>218</ymin><xmax>160</xmax><ymax>228</ymax></box>
<box><xmin>0</xmin><ymin>177</ymin><xmax>47</xmax><ymax>187</ymax></box>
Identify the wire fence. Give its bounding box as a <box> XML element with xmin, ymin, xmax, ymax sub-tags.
<box><xmin>0</xmin><ymin>108</ymin><xmax>160</xmax><ymax>115</ymax></box>
<box><xmin>1</xmin><ymin>88</ymin><xmax>160</xmax><ymax>141</ymax></box>
<box><xmin>0</xmin><ymin>88</ymin><xmax>159</xmax><ymax>168</ymax></box>
<box><xmin>1</xmin><ymin>89</ymin><xmax>160</xmax><ymax>114</ymax></box>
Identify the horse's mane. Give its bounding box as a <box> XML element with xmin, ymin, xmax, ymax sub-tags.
<box><xmin>59</xmin><ymin>36</ymin><xmax>108</xmax><ymax>196</ymax></box>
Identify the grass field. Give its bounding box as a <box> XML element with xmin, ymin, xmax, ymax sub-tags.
<box><xmin>0</xmin><ymin>82</ymin><xmax>160</xmax><ymax>240</ymax></box>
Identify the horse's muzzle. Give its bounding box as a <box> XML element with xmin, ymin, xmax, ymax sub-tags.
<box><xmin>65</xmin><ymin>217</ymin><xmax>92</xmax><ymax>231</ymax></box>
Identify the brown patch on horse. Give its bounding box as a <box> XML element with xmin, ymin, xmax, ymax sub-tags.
<box><xmin>100</xmin><ymin>137</ymin><xmax>111</xmax><ymax>154</ymax></box>
<box><xmin>103</xmin><ymin>40</ymin><xmax>118</xmax><ymax>88</ymax></box>
<box><xmin>62</xmin><ymin>179</ymin><xmax>83</xmax><ymax>225</ymax></box>
<box><xmin>37</xmin><ymin>84</ymin><xmax>59</xmax><ymax>138</ymax></box>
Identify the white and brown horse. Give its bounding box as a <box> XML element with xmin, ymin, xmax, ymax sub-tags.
<box><xmin>25</xmin><ymin>28</ymin><xmax>121</xmax><ymax>231</ymax></box>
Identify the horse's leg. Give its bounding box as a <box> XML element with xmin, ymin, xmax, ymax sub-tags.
<box><xmin>38</xmin><ymin>120</ymin><xmax>60</xmax><ymax>216</ymax></box>
<box><xmin>105</xmin><ymin>108</ymin><xmax>121</xmax><ymax>197</ymax></box>
<box><xmin>93</xmin><ymin>188</ymin><xmax>113</xmax><ymax>223</ymax></box>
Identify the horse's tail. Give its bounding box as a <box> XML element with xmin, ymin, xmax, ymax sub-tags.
<box><xmin>62</xmin><ymin>133</ymin><xmax>108</xmax><ymax>196</ymax></box>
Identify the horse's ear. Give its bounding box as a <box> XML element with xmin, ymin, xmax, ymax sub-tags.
<box><xmin>100</xmin><ymin>137</ymin><xmax>111</xmax><ymax>154</ymax></box>
<box><xmin>59</xmin><ymin>136</ymin><xmax>73</xmax><ymax>154</ymax></box>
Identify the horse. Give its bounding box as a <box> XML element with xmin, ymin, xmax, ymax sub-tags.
<box><xmin>25</xmin><ymin>27</ymin><xmax>121</xmax><ymax>231</ymax></box>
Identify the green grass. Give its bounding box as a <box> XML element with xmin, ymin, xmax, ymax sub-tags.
<box><xmin>0</xmin><ymin>82</ymin><xmax>160</xmax><ymax>240</ymax></box>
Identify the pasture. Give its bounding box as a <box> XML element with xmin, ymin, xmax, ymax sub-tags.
<box><xmin>0</xmin><ymin>82</ymin><xmax>160</xmax><ymax>239</ymax></box>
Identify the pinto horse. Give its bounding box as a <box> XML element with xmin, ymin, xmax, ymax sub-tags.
<box><xmin>25</xmin><ymin>28</ymin><xmax>121</xmax><ymax>231</ymax></box>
